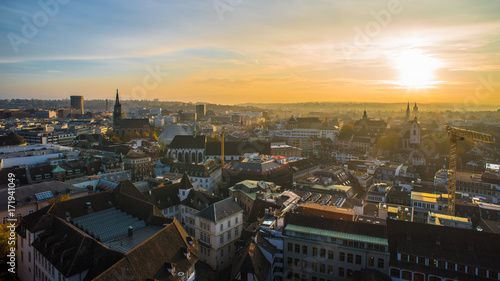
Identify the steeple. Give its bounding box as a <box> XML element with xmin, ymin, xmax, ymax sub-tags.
<box><xmin>406</xmin><ymin>101</ymin><xmax>410</xmax><ymax>120</ymax></box>
<box><xmin>113</xmin><ymin>89</ymin><xmax>122</xmax><ymax>131</ymax></box>
<box><xmin>363</xmin><ymin>110</ymin><xmax>367</xmax><ymax>119</ymax></box>
<box><xmin>115</xmin><ymin>89</ymin><xmax>120</xmax><ymax>106</ymax></box>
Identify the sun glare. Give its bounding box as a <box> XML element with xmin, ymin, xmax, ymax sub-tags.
<box><xmin>394</xmin><ymin>49</ymin><xmax>441</xmax><ymax>88</ymax></box>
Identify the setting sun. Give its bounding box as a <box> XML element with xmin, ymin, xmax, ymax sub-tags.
<box><xmin>394</xmin><ymin>49</ymin><xmax>442</xmax><ymax>89</ymax></box>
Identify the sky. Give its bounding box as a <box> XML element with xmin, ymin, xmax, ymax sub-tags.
<box><xmin>0</xmin><ymin>0</ymin><xmax>499</xmax><ymax>105</ymax></box>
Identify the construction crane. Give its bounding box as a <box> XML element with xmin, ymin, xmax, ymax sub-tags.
<box><xmin>445</xmin><ymin>125</ymin><xmax>495</xmax><ymax>216</ymax></box>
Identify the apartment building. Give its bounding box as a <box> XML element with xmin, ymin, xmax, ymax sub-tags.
<box><xmin>194</xmin><ymin>197</ymin><xmax>243</xmax><ymax>271</ymax></box>
<box><xmin>282</xmin><ymin>213</ymin><xmax>389</xmax><ymax>281</ymax></box>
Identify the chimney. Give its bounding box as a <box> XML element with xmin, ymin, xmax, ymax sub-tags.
<box><xmin>86</xmin><ymin>202</ymin><xmax>93</xmax><ymax>214</ymax></box>
<box><xmin>128</xmin><ymin>226</ymin><xmax>134</xmax><ymax>237</ymax></box>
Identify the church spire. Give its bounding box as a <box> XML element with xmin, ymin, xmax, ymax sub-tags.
<box><xmin>406</xmin><ymin>101</ymin><xmax>410</xmax><ymax>120</ymax></box>
<box><xmin>115</xmin><ymin>89</ymin><xmax>120</xmax><ymax>106</ymax></box>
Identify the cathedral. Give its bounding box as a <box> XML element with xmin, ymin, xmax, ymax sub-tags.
<box><xmin>113</xmin><ymin>89</ymin><xmax>152</xmax><ymax>137</ymax></box>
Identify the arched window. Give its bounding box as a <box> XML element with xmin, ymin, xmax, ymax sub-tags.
<box><xmin>198</xmin><ymin>152</ymin><xmax>203</xmax><ymax>163</ymax></box>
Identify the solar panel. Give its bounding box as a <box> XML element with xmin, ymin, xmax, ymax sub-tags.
<box><xmin>35</xmin><ymin>191</ymin><xmax>54</xmax><ymax>201</ymax></box>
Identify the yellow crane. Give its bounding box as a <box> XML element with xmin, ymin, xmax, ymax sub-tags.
<box><xmin>444</xmin><ymin>125</ymin><xmax>495</xmax><ymax>216</ymax></box>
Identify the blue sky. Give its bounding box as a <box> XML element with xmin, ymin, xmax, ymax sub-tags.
<box><xmin>1</xmin><ymin>0</ymin><xmax>500</xmax><ymax>104</ymax></box>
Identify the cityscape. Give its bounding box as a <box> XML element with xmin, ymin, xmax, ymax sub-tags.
<box><xmin>1</xmin><ymin>1</ymin><xmax>500</xmax><ymax>281</ymax></box>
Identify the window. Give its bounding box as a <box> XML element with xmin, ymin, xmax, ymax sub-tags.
<box><xmin>339</xmin><ymin>267</ymin><xmax>344</xmax><ymax>277</ymax></box>
<box><xmin>417</xmin><ymin>256</ymin><xmax>425</xmax><ymax>265</ymax></box>
<box><xmin>29</xmin><ymin>252</ymin><xmax>31</xmax><ymax>262</ymax></box>
<box><xmin>328</xmin><ymin>265</ymin><xmax>333</xmax><ymax>274</ymax></box>
<box><xmin>328</xmin><ymin>250</ymin><xmax>334</xmax><ymax>260</ymax></box>
<box><xmin>400</xmin><ymin>253</ymin><xmax>408</xmax><ymax>261</ymax></box>
<box><xmin>228</xmin><ymin>220</ymin><xmax>231</xmax><ymax>228</ymax></box>
<box><xmin>288</xmin><ymin>243</ymin><xmax>293</xmax><ymax>251</ymax></box>
<box><xmin>390</xmin><ymin>268</ymin><xmax>400</xmax><ymax>278</ymax></box>
<box><xmin>227</xmin><ymin>231</ymin><xmax>231</xmax><ymax>241</ymax></box>
<box><xmin>347</xmin><ymin>269</ymin><xmax>353</xmax><ymax>279</ymax></box>
<box><xmin>355</xmin><ymin>255</ymin><xmax>361</xmax><ymax>265</ymax></box>
<box><xmin>221</xmin><ymin>249</ymin><xmax>224</xmax><ymax>257</ymax></box>
<box><xmin>294</xmin><ymin>259</ymin><xmax>300</xmax><ymax>267</ymax></box>
<box><xmin>301</xmin><ymin>260</ymin><xmax>307</xmax><ymax>269</ymax></box>
<box><xmin>287</xmin><ymin>257</ymin><xmax>293</xmax><ymax>265</ymax></box>
<box><xmin>235</xmin><ymin>216</ymin><xmax>238</xmax><ymax>224</ymax></box>
<box><xmin>312</xmin><ymin>262</ymin><xmax>317</xmax><ymax>272</ymax></box>
<box><xmin>320</xmin><ymin>263</ymin><xmax>325</xmax><ymax>273</ymax></box>
<box><xmin>320</xmin><ymin>249</ymin><xmax>326</xmax><ymax>258</ymax></box>
<box><xmin>313</xmin><ymin>247</ymin><xmax>318</xmax><ymax>256</ymax></box>
<box><xmin>2</xmin><ymin>216</ymin><xmax>8</xmax><ymax>224</ymax></box>
<box><xmin>302</xmin><ymin>245</ymin><xmax>307</xmax><ymax>255</ymax></box>
<box><xmin>368</xmin><ymin>256</ymin><xmax>374</xmax><ymax>267</ymax></box>
<box><xmin>219</xmin><ymin>235</ymin><xmax>224</xmax><ymax>244</ymax></box>
<box><xmin>347</xmin><ymin>253</ymin><xmax>353</xmax><ymax>263</ymax></box>
<box><xmin>378</xmin><ymin>258</ymin><xmax>384</xmax><ymax>268</ymax></box>
<box><xmin>295</xmin><ymin>244</ymin><xmax>300</xmax><ymax>253</ymax></box>
<box><xmin>220</xmin><ymin>224</ymin><xmax>223</xmax><ymax>231</ymax></box>
<box><xmin>339</xmin><ymin>252</ymin><xmax>345</xmax><ymax>262</ymax></box>
<box><xmin>401</xmin><ymin>271</ymin><xmax>412</xmax><ymax>280</ymax></box>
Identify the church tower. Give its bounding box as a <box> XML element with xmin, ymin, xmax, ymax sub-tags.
<box><xmin>363</xmin><ymin>110</ymin><xmax>368</xmax><ymax>119</ymax></box>
<box><xmin>406</xmin><ymin>102</ymin><xmax>410</xmax><ymax>120</ymax></box>
<box><xmin>113</xmin><ymin>89</ymin><xmax>122</xmax><ymax>131</ymax></box>
<box><xmin>413</xmin><ymin>102</ymin><xmax>419</xmax><ymax>119</ymax></box>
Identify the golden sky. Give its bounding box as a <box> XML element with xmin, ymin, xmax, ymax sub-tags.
<box><xmin>1</xmin><ymin>0</ymin><xmax>499</xmax><ymax>105</ymax></box>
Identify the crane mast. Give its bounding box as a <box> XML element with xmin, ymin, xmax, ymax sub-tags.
<box><xmin>444</xmin><ymin>125</ymin><xmax>494</xmax><ymax>216</ymax></box>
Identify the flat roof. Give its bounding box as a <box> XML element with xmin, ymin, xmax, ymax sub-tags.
<box><xmin>285</xmin><ymin>224</ymin><xmax>388</xmax><ymax>246</ymax></box>
<box><xmin>411</xmin><ymin>191</ymin><xmax>449</xmax><ymax>203</ymax></box>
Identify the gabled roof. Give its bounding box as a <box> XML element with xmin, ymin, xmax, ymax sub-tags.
<box><xmin>169</xmin><ymin>135</ymin><xmax>207</xmax><ymax>149</ymax></box>
<box><xmin>31</xmin><ymin>214</ymin><xmax>124</xmax><ymax>278</ymax></box>
<box><xmin>179</xmin><ymin>172</ymin><xmax>193</xmax><ymax>190</ymax></box>
<box><xmin>113</xmin><ymin>180</ymin><xmax>149</xmax><ymax>202</ymax></box>
<box><xmin>93</xmin><ymin>219</ymin><xmax>198</xmax><ymax>281</ymax></box>
<box><xmin>230</xmin><ymin>242</ymin><xmax>270</xmax><ymax>281</ymax></box>
<box><xmin>181</xmin><ymin>190</ymin><xmax>223</xmax><ymax>211</ymax></box>
<box><xmin>143</xmin><ymin>183</ymin><xmax>181</xmax><ymax>210</ymax></box>
<box><xmin>195</xmin><ymin>197</ymin><xmax>243</xmax><ymax>223</ymax></box>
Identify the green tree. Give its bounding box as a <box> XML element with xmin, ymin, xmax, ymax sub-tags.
<box><xmin>377</xmin><ymin>131</ymin><xmax>400</xmax><ymax>155</ymax></box>
<box><xmin>124</xmin><ymin>132</ymin><xmax>133</xmax><ymax>142</ymax></box>
<box><xmin>142</xmin><ymin>132</ymin><xmax>149</xmax><ymax>138</ymax></box>
<box><xmin>339</xmin><ymin>124</ymin><xmax>354</xmax><ymax>139</ymax></box>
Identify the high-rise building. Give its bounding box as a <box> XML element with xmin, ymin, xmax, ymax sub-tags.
<box><xmin>196</xmin><ymin>104</ymin><xmax>206</xmax><ymax>120</ymax></box>
<box><xmin>70</xmin><ymin>95</ymin><xmax>84</xmax><ymax>114</ymax></box>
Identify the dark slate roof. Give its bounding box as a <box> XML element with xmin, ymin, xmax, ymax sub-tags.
<box><xmin>113</xmin><ymin>180</ymin><xmax>150</xmax><ymax>202</ymax></box>
<box><xmin>142</xmin><ymin>183</ymin><xmax>181</xmax><ymax>210</ymax></box>
<box><xmin>31</xmin><ymin>214</ymin><xmax>124</xmax><ymax>278</ymax></box>
<box><xmin>179</xmin><ymin>172</ymin><xmax>193</xmax><ymax>190</ymax></box>
<box><xmin>119</xmin><ymin>118</ymin><xmax>150</xmax><ymax>128</ymax></box>
<box><xmin>169</xmin><ymin>135</ymin><xmax>207</xmax><ymax>149</ymax></box>
<box><xmin>93</xmin><ymin>219</ymin><xmax>198</xmax><ymax>281</ymax></box>
<box><xmin>387</xmin><ymin>219</ymin><xmax>500</xmax><ymax>271</ymax></box>
<box><xmin>181</xmin><ymin>190</ymin><xmax>223</xmax><ymax>211</ymax></box>
<box><xmin>205</xmin><ymin>141</ymin><xmax>271</xmax><ymax>156</ymax></box>
<box><xmin>195</xmin><ymin>197</ymin><xmax>243</xmax><ymax>222</ymax></box>
<box><xmin>0</xmin><ymin>181</ymin><xmax>87</xmax><ymax>211</ymax></box>
<box><xmin>28</xmin><ymin>164</ymin><xmax>54</xmax><ymax>181</ymax></box>
<box><xmin>230</xmin><ymin>242</ymin><xmax>270</xmax><ymax>281</ymax></box>
<box><xmin>284</xmin><ymin>212</ymin><xmax>387</xmax><ymax>238</ymax></box>
<box><xmin>477</xmin><ymin>219</ymin><xmax>500</xmax><ymax>234</ymax></box>
<box><xmin>228</xmin><ymin>160</ymin><xmax>284</xmax><ymax>173</ymax></box>
<box><xmin>287</xmin><ymin>159</ymin><xmax>319</xmax><ymax>172</ymax></box>
<box><xmin>248</xmin><ymin>198</ymin><xmax>281</xmax><ymax>223</ymax></box>
<box><xmin>0</xmin><ymin>131</ymin><xmax>26</xmax><ymax>146</ymax></box>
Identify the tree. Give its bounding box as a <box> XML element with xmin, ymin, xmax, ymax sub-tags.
<box><xmin>142</xmin><ymin>132</ymin><xmax>149</xmax><ymax>138</ymax></box>
<box><xmin>150</xmin><ymin>131</ymin><xmax>158</xmax><ymax>141</ymax></box>
<box><xmin>124</xmin><ymin>132</ymin><xmax>133</xmax><ymax>142</ymax></box>
<box><xmin>111</xmin><ymin>136</ymin><xmax>121</xmax><ymax>142</ymax></box>
<box><xmin>377</xmin><ymin>131</ymin><xmax>400</xmax><ymax>155</ymax></box>
<box><xmin>339</xmin><ymin>124</ymin><xmax>354</xmax><ymax>139</ymax></box>
<box><xmin>134</xmin><ymin>131</ymin><xmax>141</xmax><ymax>138</ymax></box>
